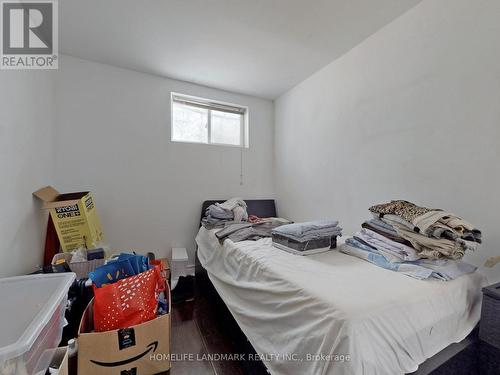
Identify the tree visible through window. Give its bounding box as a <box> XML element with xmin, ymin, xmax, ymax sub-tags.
<box><xmin>171</xmin><ymin>93</ymin><xmax>248</xmax><ymax>147</ymax></box>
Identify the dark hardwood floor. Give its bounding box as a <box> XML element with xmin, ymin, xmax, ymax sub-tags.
<box><xmin>170</xmin><ymin>285</ymin><xmax>268</xmax><ymax>375</ymax></box>
<box><xmin>170</xmin><ymin>301</ymin><xmax>216</xmax><ymax>374</ymax></box>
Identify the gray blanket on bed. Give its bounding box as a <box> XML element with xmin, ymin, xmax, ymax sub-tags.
<box><xmin>216</xmin><ymin>219</ymin><xmax>291</xmax><ymax>242</ymax></box>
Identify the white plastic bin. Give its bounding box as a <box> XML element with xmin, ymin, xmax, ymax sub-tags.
<box><xmin>0</xmin><ymin>273</ymin><xmax>75</xmax><ymax>375</ymax></box>
<box><xmin>51</xmin><ymin>251</ymin><xmax>105</xmax><ymax>279</ymax></box>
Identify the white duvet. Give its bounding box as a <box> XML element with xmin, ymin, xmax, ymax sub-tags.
<box><xmin>196</xmin><ymin>227</ymin><xmax>486</xmax><ymax>375</ymax></box>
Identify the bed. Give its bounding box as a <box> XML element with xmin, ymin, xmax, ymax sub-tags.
<box><xmin>195</xmin><ymin>200</ymin><xmax>487</xmax><ymax>375</ymax></box>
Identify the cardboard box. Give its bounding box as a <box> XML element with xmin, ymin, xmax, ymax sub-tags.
<box><xmin>78</xmin><ymin>300</ymin><xmax>171</xmax><ymax>375</ymax></box>
<box><xmin>48</xmin><ymin>346</ymin><xmax>69</xmax><ymax>375</ymax></box>
<box><xmin>33</xmin><ymin>186</ymin><xmax>105</xmax><ymax>252</ymax></box>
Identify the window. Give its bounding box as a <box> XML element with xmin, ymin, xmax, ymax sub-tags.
<box><xmin>171</xmin><ymin>93</ymin><xmax>248</xmax><ymax>147</ymax></box>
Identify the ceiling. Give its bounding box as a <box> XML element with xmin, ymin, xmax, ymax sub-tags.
<box><xmin>60</xmin><ymin>0</ymin><xmax>421</xmax><ymax>99</ymax></box>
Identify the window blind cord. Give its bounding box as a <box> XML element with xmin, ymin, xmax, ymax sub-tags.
<box><xmin>240</xmin><ymin>147</ymin><xmax>244</xmax><ymax>186</ymax></box>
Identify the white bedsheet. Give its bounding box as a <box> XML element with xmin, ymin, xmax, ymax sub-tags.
<box><xmin>196</xmin><ymin>227</ymin><xmax>487</xmax><ymax>375</ymax></box>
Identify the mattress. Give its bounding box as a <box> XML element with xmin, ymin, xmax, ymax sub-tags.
<box><xmin>196</xmin><ymin>227</ymin><xmax>487</xmax><ymax>375</ymax></box>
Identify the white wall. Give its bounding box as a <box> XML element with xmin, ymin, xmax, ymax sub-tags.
<box><xmin>275</xmin><ymin>0</ymin><xmax>500</xmax><ymax>282</ymax></box>
<box><xmin>0</xmin><ymin>71</ymin><xmax>55</xmax><ymax>277</ymax></box>
<box><xmin>54</xmin><ymin>55</ymin><xmax>274</xmax><ymax>265</ymax></box>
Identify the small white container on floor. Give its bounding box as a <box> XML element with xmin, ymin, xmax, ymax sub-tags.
<box><xmin>171</xmin><ymin>247</ymin><xmax>189</xmax><ymax>290</ymax></box>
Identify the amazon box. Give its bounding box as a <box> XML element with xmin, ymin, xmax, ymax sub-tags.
<box><xmin>48</xmin><ymin>347</ymin><xmax>69</xmax><ymax>375</ymax></box>
<box><xmin>78</xmin><ymin>300</ymin><xmax>171</xmax><ymax>375</ymax></box>
<box><xmin>33</xmin><ymin>186</ymin><xmax>105</xmax><ymax>252</ymax></box>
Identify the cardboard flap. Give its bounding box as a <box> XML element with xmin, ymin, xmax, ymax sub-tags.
<box><xmin>49</xmin><ymin>347</ymin><xmax>69</xmax><ymax>375</ymax></box>
<box><xmin>33</xmin><ymin>186</ymin><xmax>60</xmax><ymax>203</ymax></box>
<box><xmin>79</xmin><ymin>299</ymin><xmax>95</xmax><ymax>334</ymax></box>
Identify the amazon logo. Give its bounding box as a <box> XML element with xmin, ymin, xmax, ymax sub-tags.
<box><xmin>90</xmin><ymin>341</ymin><xmax>158</xmax><ymax>367</ymax></box>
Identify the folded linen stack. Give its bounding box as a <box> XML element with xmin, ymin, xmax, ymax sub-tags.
<box><xmin>215</xmin><ymin>218</ymin><xmax>292</xmax><ymax>243</ymax></box>
<box><xmin>272</xmin><ymin>220</ymin><xmax>342</xmax><ymax>255</ymax></box>
<box><xmin>202</xmin><ymin>198</ymin><xmax>248</xmax><ymax>229</ymax></box>
<box><xmin>342</xmin><ymin>200</ymin><xmax>481</xmax><ymax>280</ymax></box>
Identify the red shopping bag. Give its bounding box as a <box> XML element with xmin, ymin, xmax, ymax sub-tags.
<box><xmin>149</xmin><ymin>259</ymin><xmax>168</xmax><ymax>289</ymax></box>
<box><xmin>93</xmin><ymin>267</ymin><xmax>162</xmax><ymax>332</ymax></box>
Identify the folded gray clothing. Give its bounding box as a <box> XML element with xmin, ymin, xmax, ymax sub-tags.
<box><xmin>227</xmin><ymin>225</ymin><xmax>274</xmax><ymax>242</ymax></box>
<box><xmin>272</xmin><ymin>233</ymin><xmax>337</xmax><ymax>252</ymax></box>
<box><xmin>363</xmin><ymin>220</ymin><xmax>399</xmax><ymax>237</ymax></box>
<box><xmin>273</xmin><ymin>220</ymin><xmax>339</xmax><ymax>236</ymax></box>
<box><xmin>366</xmin><ymin>218</ymin><xmax>398</xmax><ymax>234</ymax></box>
<box><xmin>352</xmin><ymin>235</ymin><xmax>377</xmax><ymax>250</ymax></box>
<box><xmin>216</xmin><ymin>220</ymin><xmax>287</xmax><ymax>242</ymax></box>
<box><xmin>206</xmin><ymin>205</ymin><xmax>234</xmax><ymax>220</ymax></box>
<box><xmin>273</xmin><ymin>242</ymin><xmax>333</xmax><ymax>256</ymax></box>
<box><xmin>215</xmin><ymin>222</ymin><xmax>253</xmax><ymax>239</ymax></box>
<box><xmin>201</xmin><ymin>217</ymin><xmax>234</xmax><ymax>229</ymax></box>
<box><xmin>272</xmin><ymin>220</ymin><xmax>342</xmax><ymax>242</ymax></box>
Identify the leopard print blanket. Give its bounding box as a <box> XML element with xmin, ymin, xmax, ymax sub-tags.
<box><xmin>369</xmin><ymin>200</ymin><xmax>437</xmax><ymax>223</ymax></box>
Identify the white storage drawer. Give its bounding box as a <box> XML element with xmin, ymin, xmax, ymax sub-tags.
<box><xmin>0</xmin><ymin>273</ymin><xmax>75</xmax><ymax>375</ymax></box>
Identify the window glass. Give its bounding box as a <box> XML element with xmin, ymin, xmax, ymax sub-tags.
<box><xmin>172</xmin><ymin>101</ymin><xmax>208</xmax><ymax>143</ymax></box>
<box><xmin>171</xmin><ymin>93</ymin><xmax>247</xmax><ymax>147</ymax></box>
<box><xmin>211</xmin><ymin>110</ymin><xmax>242</xmax><ymax>146</ymax></box>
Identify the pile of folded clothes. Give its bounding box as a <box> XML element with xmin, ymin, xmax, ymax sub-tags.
<box><xmin>202</xmin><ymin>198</ymin><xmax>248</xmax><ymax>229</ymax></box>
<box><xmin>202</xmin><ymin>198</ymin><xmax>293</xmax><ymax>242</ymax></box>
<box><xmin>272</xmin><ymin>220</ymin><xmax>342</xmax><ymax>255</ymax></box>
<box><xmin>342</xmin><ymin>200</ymin><xmax>481</xmax><ymax>280</ymax></box>
<box><xmin>215</xmin><ymin>218</ymin><xmax>292</xmax><ymax>243</ymax></box>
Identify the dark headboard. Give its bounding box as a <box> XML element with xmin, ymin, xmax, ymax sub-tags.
<box><xmin>200</xmin><ymin>200</ymin><xmax>277</xmax><ymax>222</ymax></box>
